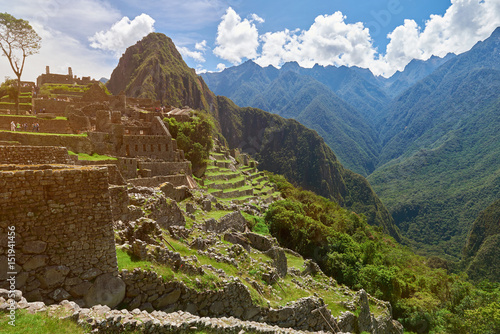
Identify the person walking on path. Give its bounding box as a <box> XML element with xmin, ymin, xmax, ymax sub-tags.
<box><xmin>10</xmin><ymin>121</ymin><xmax>15</xmax><ymax>131</ymax></box>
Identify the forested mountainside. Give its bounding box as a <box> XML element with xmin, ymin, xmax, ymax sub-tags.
<box><xmin>380</xmin><ymin>53</ymin><xmax>456</xmax><ymax>98</ymax></box>
<box><xmin>370</xmin><ymin>27</ymin><xmax>500</xmax><ymax>260</ymax></box>
<box><xmin>202</xmin><ymin>27</ymin><xmax>500</xmax><ymax>261</ymax></box>
<box><xmin>202</xmin><ymin>60</ymin><xmax>384</xmax><ymax>176</ymax></box>
<box><xmin>462</xmin><ymin>199</ymin><xmax>500</xmax><ymax>282</ymax></box>
<box><xmin>106</xmin><ymin>32</ymin><xmax>400</xmax><ymax>240</ymax></box>
<box><xmin>216</xmin><ymin>96</ymin><xmax>399</xmax><ymax>239</ymax></box>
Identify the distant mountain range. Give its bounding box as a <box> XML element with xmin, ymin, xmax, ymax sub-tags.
<box><xmin>202</xmin><ymin>27</ymin><xmax>500</xmax><ymax>261</ymax></box>
<box><xmin>106</xmin><ymin>32</ymin><xmax>402</xmax><ymax>241</ymax></box>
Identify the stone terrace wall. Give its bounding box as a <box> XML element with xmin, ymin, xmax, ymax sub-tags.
<box><xmin>127</xmin><ymin>175</ymin><xmax>190</xmax><ymax>188</ymax></box>
<box><xmin>32</xmin><ymin>99</ymin><xmax>71</xmax><ymax>116</ymax></box>
<box><xmin>138</xmin><ymin>161</ymin><xmax>192</xmax><ymax>177</ymax></box>
<box><xmin>0</xmin><ymin>116</ymin><xmax>72</xmax><ymax>134</ymax></box>
<box><xmin>0</xmin><ymin>165</ymin><xmax>118</xmax><ymax>305</ymax></box>
<box><xmin>0</xmin><ymin>145</ymin><xmax>74</xmax><ymax>165</ymax></box>
<box><xmin>0</xmin><ymin>132</ymin><xmax>93</xmax><ymax>154</ymax></box>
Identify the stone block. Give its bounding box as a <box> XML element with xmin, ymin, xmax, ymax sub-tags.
<box><xmin>22</xmin><ymin>255</ymin><xmax>48</xmax><ymax>271</ymax></box>
<box><xmin>153</xmin><ymin>289</ymin><xmax>181</xmax><ymax>309</ymax></box>
<box><xmin>69</xmin><ymin>281</ymin><xmax>92</xmax><ymax>298</ymax></box>
<box><xmin>22</xmin><ymin>241</ymin><xmax>47</xmax><ymax>254</ymax></box>
<box><xmin>84</xmin><ymin>273</ymin><xmax>125</xmax><ymax>308</ymax></box>
<box><xmin>38</xmin><ymin>265</ymin><xmax>70</xmax><ymax>289</ymax></box>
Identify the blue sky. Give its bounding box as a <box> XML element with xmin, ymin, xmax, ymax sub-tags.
<box><xmin>1</xmin><ymin>0</ymin><xmax>499</xmax><ymax>82</ymax></box>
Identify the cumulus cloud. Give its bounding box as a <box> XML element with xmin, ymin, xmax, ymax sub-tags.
<box><xmin>178</xmin><ymin>46</ymin><xmax>206</xmax><ymax>63</ymax></box>
<box><xmin>195</xmin><ymin>65</ymin><xmax>207</xmax><ymax>74</ymax></box>
<box><xmin>254</xmin><ymin>12</ymin><xmax>376</xmax><ymax>70</ymax></box>
<box><xmin>195</xmin><ymin>40</ymin><xmax>208</xmax><ymax>51</ymax></box>
<box><xmin>377</xmin><ymin>0</ymin><xmax>500</xmax><ymax>75</ymax></box>
<box><xmin>213</xmin><ymin>7</ymin><xmax>260</xmax><ymax>64</ymax></box>
<box><xmin>251</xmin><ymin>14</ymin><xmax>265</xmax><ymax>24</ymax></box>
<box><xmin>216</xmin><ymin>63</ymin><xmax>227</xmax><ymax>71</ymax></box>
<box><xmin>89</xmin><ymin>14</ymin><xmax>155</xmax><ymax>57</ymax></box>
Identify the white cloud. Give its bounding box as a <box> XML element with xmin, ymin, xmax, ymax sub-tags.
<box><xmin>213</xmin><ymin>7</ymin><xmax>260</xmax><ymax>64</ymax></box>
<box><xmin>178</xmin><ymin>46</ymin><xmax>206</xmax><ymax>63</ymax></box>
<box><xmin>251</xmin><ymin>14</ymin><xmax>265</xmax><ymax>24</ymax></box>
<box><xmin>255</xmin><ymin>12</ymin><xmax>376</xmax><ymax>70</ymax></box>
<box><xmin>377</xmin><ymin>0</ymin><xmax>500</xmax><ymax>75</ymax></box>
<box><xmin>195</xmin><ymin>40</ymin><xmax>208</xmax><ymax>51</ymax></box>
<box><xmin>0</xmin><ymin>0</ymin><xmax>122</xmax><ymax>82</ymax></box>
<box><xmin>0</xmin><ymin>23</ymin><xmax>116</xmax><ymax>83</ymax></box>
<box><xmin>89</xmin><ymin>14</ymin><xmax>155</xmax><ymax>57</ymax></box>
<box><xmin>195</xmin><ymin>65</ymin><xmax>207</xmax><ymax>74</ymax></box>
<box><xmin>1</xmin><ymin>0</ymin><xmax>122</xmax><ymax>40</ymax></box>
<box><xmin>216</xmin><ymin>63</ymin><xmax>227</xmax><ymax>71</ymax></box>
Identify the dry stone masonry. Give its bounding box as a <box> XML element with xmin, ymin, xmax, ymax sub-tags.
<box><xmin>0</xmin><ymin>164</ymin><xmax>120</xmax><ymax>306</ymax></box>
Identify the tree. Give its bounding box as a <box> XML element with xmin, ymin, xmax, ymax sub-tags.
<box><xmin>0</xmin><ymin>13</ymin><xmax>41</xmax><ymax>114</ymax></box>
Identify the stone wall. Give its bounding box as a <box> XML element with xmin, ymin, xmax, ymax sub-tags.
<box><xmin>0</xmin><ymin>165</ymin><xmax>119</xmax><ymax>305</ymax></box>
<box><xmin>121</xmin><ymin>135</ymin><xmax>180</xmax><ymax>160</ymax></box>
<box><xmin>0</xmin><ymin>132</ymin><xmax>94</xmax><ymax>154</ymax></box>
<box><xmin>32</xmin><ymin>99</ymin><xmax>71</xmax><ymax>116</ymax></box>
<box><xmin>127</xmin><ymin>175</ymin><xmax>190</xmax><ymax>188</ymax></box>
<box><xmin>117</xmin><ymin>158</ymin><xmax>138</xmax><ymax>179</ymax></box>
<box><xmin>138</xmin><ymin>161</ymin><xmax>191</xmax><ymax>177</ymax></box>
<box><xmin>0</xmin><ymin>116</ymin><xmax>72</xmax><ymax>134</ymax></box>
<box><xmin>0</xmin><ymin>145</ymin><xmax>74</xmax><ymax>165</ymax></box>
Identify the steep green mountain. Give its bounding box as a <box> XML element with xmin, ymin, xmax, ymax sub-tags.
<box><xmin>369</xmin><ymin>27</ymin><xmax>500</xmax><ymax>259</ymax></box>
<box><xmin>203</xmin><ymin>61</ymin><xmax>383</xmax><ymax>175</ymax></box>
<box><xmin>463</xmin><ymin>199</ymin><xmax>500</xmax><ymax>282</ymax></box>
<box><xmin>216</xmin><ymin>96</ymin><xmax>399</xmax><ymax>239</ymax></box>
<box><xmin>107</xmin><ymin>32</ymin><xmax>400</xmax><ymax>241</ymax></box>
<box><xmin>106</xmin><ymin>33</ymin><xmax>217</xmax><ymax>114</ymax></box>
<box><xmin>381</xmin><ymin>53</ymin><xmax>456</xmax><ymax>98</ymax></box>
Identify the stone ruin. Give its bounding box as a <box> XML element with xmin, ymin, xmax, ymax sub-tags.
<box><xmin>0</xmin><ymin>67</ymin><xmax>404</xmax><ymax>334</ymax></box>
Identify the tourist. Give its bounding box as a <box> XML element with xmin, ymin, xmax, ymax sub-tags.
<box><xmin>35</xmin><ymin>123</ymin><xmax>40</xmax><ymax>132</ymax></box>
<box><xmin>32</xmin><ymin>123</ymin><xmax>36</xmax><ymax>132</ymax></box>
<box><xmin>10</xmin><ymin>121</ymin><xmax>15</xmax><ymax>131</ymax></box>
<box><xmin>23</xmin><ymin>123</ymin><xmax>28</xmax><ymax>131</ymax></box>
<box><xmin>16</xmin><ymin>123</ymin><xmax>21</xmax><ymax>131</ymax></box>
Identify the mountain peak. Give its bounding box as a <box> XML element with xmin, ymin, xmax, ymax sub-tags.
<box><xmin>106</xmin><ymin>32</ymin><xmax>215</xmax><ymax>111</ymax></box>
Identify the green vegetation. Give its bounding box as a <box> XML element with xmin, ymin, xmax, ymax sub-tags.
<box><xmin>106</xmin><ymin>32</ymin><xmax>216</xmax><ymax>114</ymax></box>
<box><xmin>0</xmin><ymin>309</ymin><xmax>89</xmax><ymax>334</ymax></box>
<box><xmin>264</xmin><ymin>172</ymin><xmax>500</xmax><ymax>333</ymax></box>
<box><xmin>0</xmin><ymin>114</ymin><xmax>66</xmax><ymax>120</ymax></box>
<box><xmin>67</xmin><ymin>151</ymin><xmax>117</xmax><ymax>161</ymax></box>
<box><xmin>165</xmin><ymin>114</ymin><xmax>213</xmax><ymax>170</ymax></box>
<box><xmin>462</xmin><ymin>199</ymin><xmax>500</xmax><ymax>282</ymax></box>
<box><xmin>201</xmin><ymin>60</ymin><xmax>386</xmax><ymax>176</ymax></box>
<box><xmin>39</xmin><ymin>83</ymin><xmax>91</xmax><ymax>97</ymax></box>
<box><xmin>216</xmin><ymin>96</ymin><xmax>400</xmax><ymax>240</ymax></box>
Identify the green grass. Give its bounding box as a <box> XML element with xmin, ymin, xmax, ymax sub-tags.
<box><xmin>0</xmin><ymin>114</ymin><xmax>67</xmax><ymax>120</ymax></box>
<box><xmin>204</xmin><ymin>175</ymin><xmax>245</xmax><ymax>187</ymax></box>
<box><xmin>0</xmin><ymin>309</ymin><xmax>89</xmax><ymax>334</ymax></box>
<box><xmin>0</xmin><ymin>102</ymin><xmax>32</xmax><ymax>106</ymax></box>
<box><xmin>67</xmin><ymin>151</ymin><xmax>117</xmax><ymax>161</ymax></box>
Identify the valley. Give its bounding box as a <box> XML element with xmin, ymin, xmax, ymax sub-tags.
<box><xmin>202</xmin><ymin>27</ymin><xmax>500</xmax><ymax>264</ymax></box>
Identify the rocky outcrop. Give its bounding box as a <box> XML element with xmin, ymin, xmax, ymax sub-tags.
<box><xmin>204</xmin><ymin>211</ymin><xmax>249</xmax><ymax>233</ymax></box>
